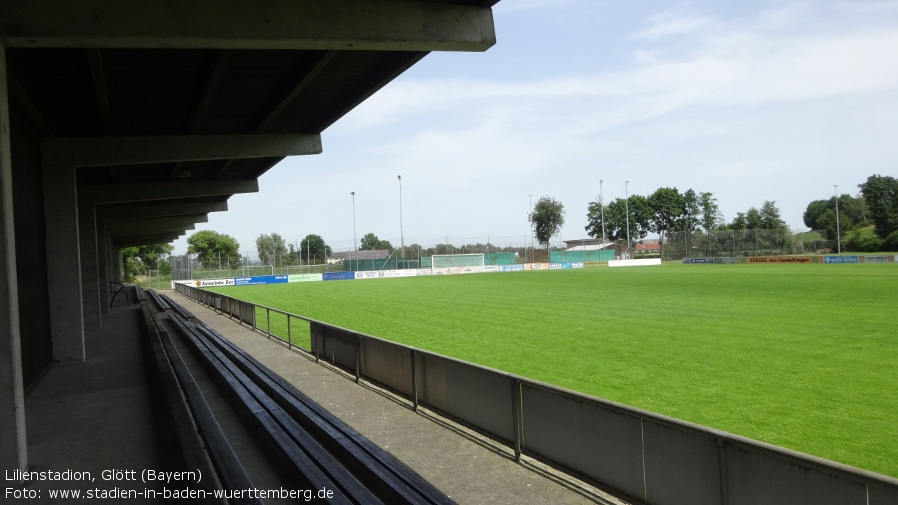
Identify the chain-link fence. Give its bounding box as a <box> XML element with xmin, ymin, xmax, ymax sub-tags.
<box><xmin>661</xmin><ymin>230</ymin><xmax>832</xmax><ymax>260</ymax></box>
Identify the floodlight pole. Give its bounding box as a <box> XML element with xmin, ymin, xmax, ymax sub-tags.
<box><xmin>600</xmin><ymin>180</ymin><xmax>606</xmax><ymax>252</ymax></box>
<box><xmin>351</xmin><ymin>191</ymin><xmax>357</xmax><ymax>272</ymax></box>
<box><xmin>529</xmin><ymin>194</ymin><xmax>534</xmax><ymax>263</ymax></box>
<box><xmin>625</xmin><ymin>181</ymin><xmax>631</xmax><ymax>259</ymax></box>
<box><xmin>834</xmin><ymin>184</ymin><xmax>841</xmax><ymax>253</ymax></box>
<box><xmin>398</xmin><ymin>175</ymin><xmax>404</xmax><ymax>261</ymax></box>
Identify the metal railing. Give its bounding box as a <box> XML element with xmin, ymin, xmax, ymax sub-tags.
<box><xmin>174</xmin><ymin>282</ymin><xmax>898</xmax><ymax>505</ymax></box>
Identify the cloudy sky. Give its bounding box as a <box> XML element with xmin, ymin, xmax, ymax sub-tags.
<box><xmin>171</xmin><ymin>0</ymin><xmax>898</xmax><ymax>259</ymax></box>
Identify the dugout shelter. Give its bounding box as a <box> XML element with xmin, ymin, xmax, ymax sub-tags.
<box><xmin>0</xmin><ymin>0</ymin><xmax>498</xmax><ymax>473</ymax></box>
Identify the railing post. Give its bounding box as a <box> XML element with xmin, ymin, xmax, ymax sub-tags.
<box><xmin>287</xmin><ymin>315</ymin><xmax>292</xmax><ymax>349</ymax></box>
<box><xmin>716</xmin><ymin>435</ymin><xmax>730</xmax><ymax>505</ymax></box>
<box><xmin>266</xmin><ymin>307</ymin><xmax>270</xmax><ymax>339</ymax></box>
<box><xmin>354</xmin><ymin>333</ymin><xmax>361</xmax><ymax>383</ymax></box>
<box><xmin>512</xmin><ymin>379</ymin><xmax>522</xmax><ymax>462</ymax></box>
<box><xmin>315</xmin><ymin>323</ymin><xmax>320</xmax><ymax>362</ymax></box>
<box><xmin>411</xmin><ymin>349</ymin><xmax>419</xmax><ymax>412</ymax></box>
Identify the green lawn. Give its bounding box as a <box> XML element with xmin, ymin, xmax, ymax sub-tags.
<box><xmin>208</xmin><ymin>263</ymin><xmax>898</xmax><ymax>477</ymax></box>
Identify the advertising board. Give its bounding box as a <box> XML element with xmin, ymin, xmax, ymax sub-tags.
<box><xmin>824</xmin><ymin>256</ymin><xmax>859</xmax><ymax>264</ymax></box>
<box><xmin>323</xmin><ymin>272</ymin><xmax>355</xmax><ymax>281</ymax></box>
<box><xmin>192</xmin><ymin>278</ymin><xmax>236</xmax><ymax>287</ymax></box>
<box><xmin>234</xmin><ymin>275</ymin><xmax>288</xmax><ymax>286</ymax></box>
<box><xmin>288</xmin><ymin>274</ymin><xmax>323</xmax><ymax>283</ymax></box>
<box><xmin>860</xmin><ymin>255</ymin><xmax>896</xmax><ymax>263</ymax></box>
<box><xmin>740</xmin><ymin>256</ymin><xmax>822</xmax><ymax>264</ymax></box>
<box><xmin>609</xmin><ymin>258</ymin><xmax>662</xmax><ymax>267</ymax></box>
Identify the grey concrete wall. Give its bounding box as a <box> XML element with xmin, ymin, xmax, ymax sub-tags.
<box><xmin>359</xmin><ymin>337</ymin><xmax>414</xmax><ymax>397</ymax></box>
<box><xmin>416</xmin><ymin>352</ymin><xmax>515</xmax><ymax>444</ymax></box>
<box><xmin>520</xmin><ymin>383</ymin><xmax>646</xmax><ymax>501</ymax></box>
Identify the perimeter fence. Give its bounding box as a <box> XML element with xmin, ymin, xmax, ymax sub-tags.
<box><xmin>171</xmin><ymin>230</ymin><xmax>836</xmax><ymax>279</ymax></box>
<box><xmin>174</xmin><ymin>282</ymin><xmax>898</xmax><ymax>505</ymax></box>
<box><xmin>662</xmin><ymin>229</ymin><xmax>831</xmax><ymax>260</ymax></box>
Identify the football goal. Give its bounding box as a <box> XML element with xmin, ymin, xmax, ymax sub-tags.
<box><xmin>431</xmin><ymin>253</ymin><xmax>485</xmax><ymax>275</ymax></box>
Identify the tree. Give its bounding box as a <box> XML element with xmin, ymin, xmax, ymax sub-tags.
<box><xmin>648</xmin><ymin>187</ymin><xmax>685</xmax><ymax>258</ymax></box>
<box><xmin>680</xmin><ymin>189</ymin><xmax>700</xmax><ymax>232</ymax></box>
<box><xmin>256</xmin><ymin>233</ymin><xmax>288</xmax><ymax>266</ymax></box>
<box><xmin>804</xmin><ymin>194</ymin><xmax>868</xmax><ymax>230</ymax></box>
<box><xmin>759</xmin><ymin>200</ymin><xmax>787</xmax><ymax>230</ymax></box>
<box><xmin>627</xmin><ymin>194</ymin><xmax>653</xmax><ymax>246</ymax></box>
<box><xmin>585</xmin><ymin>200</ymin><xmax>603</xmax><ymax>241</ymax></box>
<box><xmin>728</xmin><ymin>212</ymin><xmax>747</xmax><ymax>231</ymax></box>
<box><xmin>698</xmin><ymin>192</ymin><xmax>723</xmax><ymax>255</ymax></box>
<box><xmin>360</xmin><ymin>233</ymin><xmax>393</xmax><ymax>250</ymax></box>
<box><xmin>727</xmin><ymin>201</ymin><xmax>785</xmax><ymax>231</ymax></box>
<box><xmin>186</xmin><ymin>230</ymin><xmax>241</xmax><ymax>269</ymax></box>
<box><xmin>120</xmin><ymin>243</ymin><xmax>174</xmax><ymax>281</ymax></box>
<box><xmin>745</xmin><ymin>207</ymin><xmax>762</xmax><ymax>230</ymax></box>
<box><xmin>859</xmin><ymin>174</ymin><xmax>898</xmax><ymax>239</ymax></box>
<box><xmin>299</xmin><ymin>234</ymin><xmax>331</xmax><ymax>263</ymax></box>
<box><xmin>816</xmin><ymin>208</ymin><xmax>852</xmax><ymax>243</ymax></box>
<box><xmin>586</xmin><ymin>196</ymin><xmax>649</xmax><ymax>244</ymax></box>
<box><xmin>530</xmin><ymin>196</ymin><xmax>565</xmax><ymax>253</ymax></box>
<box><xmin>803</xmin><ymin>199</ymin><xmax>831</xmax><ymax>229</ymax></box>
<box><xmin>699</xmin><ymin>192</ymin><xmax>723</xmax><ymax>232</ymax></box>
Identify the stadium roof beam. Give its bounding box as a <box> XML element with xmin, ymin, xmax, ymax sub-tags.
<box><xmin>106</xmin><ymin>215</ymin><xmax>207</xmax><ymax>234</ymax></box>
<box><xmin>44</xmin><ymin>134</ymin><xmax>322</xmax><ymax>168</ymax></box>
<box><xmin>0</xmin><ymin>0</ymin><xmax>497</xmax><ymax>52</ymax></box>
<box><xmin>114</xmin><ymin>232</ymin><xmax>186</xmax><ymax>248</ymax></box>
<box><xmin>109</xmin><ymin>224</ymin><xmax>194</xmax><ymax>239</ymax></box>
<box><xmin>81</xmin><ymin>179</ymin><xmax>259</xmax><ymax>205</ymax></box>
<box><xmin>96</xmin><ymin>201</ymin><xmax>228</xmax><ymax>222</ymax></box>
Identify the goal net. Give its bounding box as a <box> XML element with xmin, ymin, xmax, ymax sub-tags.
<box><xmin>431</xmin><ymin>253</ymin><xmax>485</xmax><ymax>275</ymax></box>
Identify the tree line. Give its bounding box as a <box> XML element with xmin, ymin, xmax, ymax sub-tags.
<box><xmin>122</xmin><ymin>174</ymin><xmax>898</xmax><ymax>276</ymax></box>
<box><xmin>802</xmin><ymin>174</ymin><xmax>898</xmax><ymax>252</ymax></box>
<box><xmin>576</xmin><ymin>188</ymin><xmax>786</xmax><ymax>258</ymax></box>
<box><xmin>528</xmin><ymin>174</ymin><xmax>897</xmax><ymax>255</ymax></box>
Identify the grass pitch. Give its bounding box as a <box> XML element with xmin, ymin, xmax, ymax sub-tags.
<box><xmin>208</xmin><ymin>263</ymin><xmax>898</xmax><ymax>477</ymax></box>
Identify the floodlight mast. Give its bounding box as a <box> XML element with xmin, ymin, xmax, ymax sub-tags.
<box><xmin>529</xmin><ymin>194</ymin><xmax>534</xmax><ymax>263</ymax></box>
<box><xmin>600</xmin><ymin>180</ymin><xmax>606</xmax><ymax>252</ymax></box>
<box><xmin>834</xmin><ymin>185</ymin><xmax>841</xmax><ymax>253</ymax></box>
<box><xmin>398</xmin><ymin>175</ymin><xmax>404</xmax><ymax>260</ymax></box>
<box><xmin>351</xmin><ymin>191</ymin><xmax>356</xmax><ymax>272</ymax></box>
<box><xmin>625</xmin><ymin>181</ymin><xmax>631</xmax><ymax>259</ymax></box>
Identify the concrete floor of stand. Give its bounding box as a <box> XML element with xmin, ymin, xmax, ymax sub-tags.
<box><xmin>22</xmin><ymin>292</ymin><xmax>630</xmax><ymax>504</ymax></box>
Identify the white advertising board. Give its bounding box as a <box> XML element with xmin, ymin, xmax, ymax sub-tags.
<box><xmin>608</xmin><ymin>258</ymin><xmax>662</xmax><ymax>268</ymax></box>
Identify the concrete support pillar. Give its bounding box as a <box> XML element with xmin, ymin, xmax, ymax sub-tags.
<box><xmin>109</xmin><ymin>241</ymin><xmax>120</xmax><ymax>285</ymax></box>
<box><xmin>0</xmin><ymin>42</ymin><xmax>28</xmax><ymax>473</ymax></box>
<box><xmin>101</xmin><ymin>223</ymin><xmax>110</xmax><ymax>305</ymax></box>
<box><xmin>41</xmin><ymin>148</ymin><xmax>85</xmax><ymax>362</ymax></box>
<box><xmin>78</xmin><ymin>200</ymin><xmax>102</xmax><ymax>325</ymax></box>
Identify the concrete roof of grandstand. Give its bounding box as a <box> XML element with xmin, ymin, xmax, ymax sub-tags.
<box><xmin>1</xmin><ymin>0</ymin><xmax>498</xmax><ymax>248</ymax></box>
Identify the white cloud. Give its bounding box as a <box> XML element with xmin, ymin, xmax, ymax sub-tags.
<box><xmin>633</xmin><ymin>13</ymin><xmax>715</xmax><ymax>40</ymax></box>
<box><xmin>175</xmin><ymin>2</ymin><xmax>898</xmax><ymax>254</ymax></box>
<box><xmin>343</xmin><ymin>20</ymin><xmax>898</xmax><ymax>139</ymax></box>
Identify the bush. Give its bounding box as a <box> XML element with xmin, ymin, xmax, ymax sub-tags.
<box><xmin>855</xmin><ymin>236</ymin><xmax>884</xmax><ymax>252</ymax></box>
<box><xmin>882</xmin><ymin>230</ymin><xmax>898</xmax><ymax>252</ymax></box>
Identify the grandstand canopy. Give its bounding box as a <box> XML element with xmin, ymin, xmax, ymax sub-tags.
<box><xmin>1</xmin><ymin>0</ymin><xmax>500</xmax><ymax>472</ymax></box>
<box><xmin>2</xmin><ymin>0</ymin><xmax>498</xmax><ymax>246</ymax></box>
